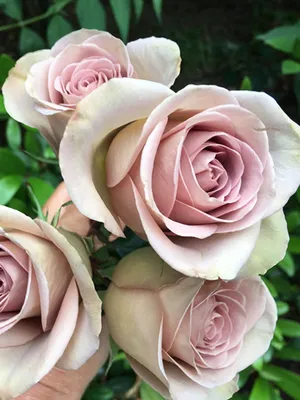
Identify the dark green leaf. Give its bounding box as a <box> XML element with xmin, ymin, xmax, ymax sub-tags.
<box><xmin>0</xmin><ymin>95</ymin><xmax>7</xmax><ymax>117</ymax></box>
<box><xmin>2</xmin><ymin>0</ymin><xmax>22</xmax><ymax>20</ymax></box>
<box><xmin>286</xmin><ymin>210</ymin><xmax>300</xmax><ymax>232</ymax></box>
<box><xmin>260</xmin><ymin>365</ymin><xmax>300</xmax><ymax>400</ymax></box>
<box><xmin>257</xmin><ymin>25</ymin><xmax>300</xmax><ymax>54</ymax></box>
<box><xmin>132</xmin><ymin>0</ymin><xmax>143</xmax><ymax>20</ymax></box>
<box><xmin>20</xmin><ymin>27</ymin><xmax>46</xmax><ymax>55</ymax></box>
<box><xmin>275</xmin><ymin>346</ymin><xmax>300</xmax><ymax>362</ymax></box>
<box><xmin>46</xmin><ymin>0</ymin><xmax>73</xmax><ymax>15</ymax></box>
<box><xmin>261</xmin><ymin>276</ymin><xmax>278</xmax><ymax>298</ymax></box>
<box><xmin>282</xmin><ymin>59</ymin><xmax>300</xmax><ymax>75</ymax></box>
<box><xmin>277</xmin><ymin>319</ymin><xmax>300</xmax><ymax>338</ymax></box>
<box><xmin>276</xmin><ymin>301</ymin><xmax>290</xmax><ymax>316</ymax></box>
<box><xmin>6</xmin><ymin>118</ymin><xmax>21</xmax><ymax>150</ymax></box>
<box><xmin>293</xmin><ymin>39</ymin><xmax>300</xmax><ymax>60</ymax></box>
<box><xmin>252</xmin><ymin>357</ymin><xmax>264</xmax><ymax>371</ymax></box>
<box><xmin>152</xmin><ymin>0</ymin><xmax>162</xmax><ymax>22</ymax></box>
<box><xmin>82</xmin><ymin>385</ymin><xmax>114</xmax><ymax>400</ymax></box>
<box><xmin>26</xmin><ymin>183</ymin><xmax>47</xmax><ymax>220</ymax></box>
<box><xmin>27</xmin><ymin>177</ymin><xmax>54</xmax><ymax>207</ymax></box>
<box><xmin>140</xmin><ymin>382</ymin><xmax>164</xmax><ymax>400</ymax></box>
<box><xmin>278</xmin><ymin>251</ymin><xmax>295</xmax><ymax>277</ymax></box>
<box><xmin>76</xmin><ymin>0</ymin><xmax>106</xmax><ymax>30</ymax></box>
<box><xmin>106</xmin><ymin>375</ymin><xmax>135</xmax><ymax>394</ymax></box>
<box><xmin>249</xmin><ymin>377</ymin><xmax>272</xmax><ymax>400</ymax></box>
<box><xmin>106</xmin><ymin>338</ymin><xmax>120</xmax><ymax>374</ymax></box>
<box><xmin>288</xmin><ymin>235</ymin><xmax>300</xmax><ymax>254</ymax></box>
<box><xmin>0</xmin><ymin>148</ymin><xmax>26</xmax><ymax>177</ymax></box>
<box><xmin>24</xmin><ymin>130</ymin><xmax>42</xmax><ymax>156</ymax></box>
<box><xmin>0</xmin><ymin>175</ymin><xmax>23</xmax><ymax>205</ymax></box>
<box><xmin>238</xmin><ymin>367</ymin><xmax>253</xmax><ymax>388</ymax></box>
<box><xmin>47</xmin><ymin>15</ymin><xmax>73</xmax><ymax>47</ymax></box>
<box><xmin>7</xmin><ymin>198</ymin><xmax>27</xmax><ymax>213</ymax></box>
<box><xmin>0</xmin><ymin>54</ymin><xmax>15</xmax><ymax>86</ymax></box>
<box><xmin>109</xmin><ymin>0</ymin><xmax>131</xmax><ymax>42</ymax></box>
<box><xmin>240</xmin><ymin>76</ymin><xmax>252</xmax><ymax>90</ymax></box>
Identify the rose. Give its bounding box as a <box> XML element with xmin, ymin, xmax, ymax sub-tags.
<box><xmin>0</xmin><ymin>206</ymin><xmax>103</xmax><ymax>399</ymax></box>
<box><xmin>3</xmin><ymin>29</ymin><xmax>181</xmax><ymax>152</ymax></box>
<box><xmin>43</xmin><ymin>182</ymin><xmax>91</xmax><ymax>236</ymax></box>
<box><xmin>105</xmin><ymin>247</ymin><xmax>277</xmax><ymax>400</ymax></box>
<box><xmin>59</xmin><ymin>79</ymin><xmax>298</xmax><ymax>279</ymax></box>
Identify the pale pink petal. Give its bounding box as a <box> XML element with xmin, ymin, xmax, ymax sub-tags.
<box><xmin>0</xmin><ymin>318</ymin><xmax>42</xmax><ymax>347</ymax></box>
<box><xmin>51</xmin><ymin>29</ymin><xmax>101</xmax><ymax>56</ymax></box>
<box><xmin>127</xmin><ymin>37</ymin><xmax>181</xmax><ymax>87</ymax></box>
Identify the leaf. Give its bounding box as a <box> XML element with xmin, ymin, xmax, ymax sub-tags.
<box><xmin>140</xmin><ymin>382</ymin><xmax>164</xmax><ymax>400</ymax></box>
<box><xmin>286</xmin><ymin>210</ymin><xmax>300</xmax><ymax>232</ymax></box>
<box><xmin>276</xmin><ymin>301</ymin><xmax>290</xmax><ymax>316</ymax></box>
<box><xmin>277</xmin><ymin>319</ymin><xmax>300</xmax><ymax>338</ymax></box>
<box><xmin>106</xmin><ymin>375</ymin><xmax>136</xmax><ymax>394</ymax></box>
<box><xmin>46</xmin><ymin>0</ymin><xmax>73</xmax><ymax>15</ymax></box>
<box><xmin>238</xmin><ymin>367</ymin><xmax>253</xmax><ymax>388</ymax></box>
<box><xmin>288</xmin><ymin>235</ymin><xmax>300</xmax><ymax>254</ymax></box>
<box><xmin>275</xmin><ymin>346</ymin><xmax>300</xmax><ymax>362</ymax></box>
<box><xmin>240</xmin><ymin>76</ymin><xmax>252</xmax><ymax>90</ymax></box>
<box><xmin>261</xmin><ymin>276</ymin><xmax>278</xmax><ymax>298</ymax></box>
<box><xmin>0</xmin><ymin>148</ymin><xmax>26</xmax><ymax>176</ymax></box>
<box><xmin>252</xmin><ymin>357</ymin><xmax>264</xmax><ymax>371</ymax></box>
<box><xmin>152</xmin><ymin>0</ymin><xmax>162</xmax><ymax>23</ymax></box>
<box><xmin>82</xmin><ymin>385</ymin><xmax>114</xmax><ymax>400</ymax></box>
<box><xmin>19</xmin><ymin>27</ymin><xmax>46</xmax><ymax>55</ymax></box>
<box><xmin>6</xmin><ymin>118</ymin><xmax>21</xmax><ymax>150</ymax></box>
<box><xmin>2</xmin><ymin>0</ymin><xmax>22</xmax><ymax>20</ymax></box>
<box><xmin>249</xmin><ymin>378</ymin><xmax>272</xmax><ymax>400</ymax></box>
<box><xmin>257</xmin><ymin>25</ymin><xmax>300</xmax><ymax>54</ymax></box>
<box><xmin>27</xmin><ymin>177</ymin><xmax>54</xmax><ymax>207</ymax></box>
<box><xmin>293</xmin><ymin>39</ymin><xmax>300</xmax><ymax>60</ymax></box>
<box><xmin>278</xmin><ymin>251</ymin><xmax>295</xmax><ymax>277</ymax></box>
<box><xmin>109</xmin><ymin>0</ymin><xmax>131</xmax><ymax>42</ymax></box>
<box><xmin>282</xmin><ymin>59</ymin><xmax>300</xmax><ymax>75</ymax></box>
<box><xmin>0</xmin><ymin>175</ymin><xmax>23</xmax><ymax>205</ymax></box>
<box><xmin>0</xmin><ymin>95</ymin><xmax>7</xmax><ymax>117</ymax></box>
<box><xmin>24</xmin><ymin>130</ymin><xmax>42</xmax><ymax>156</ymax></box>
<box><xmin>26</xmin><ymin>183</ymin><xmax>47</xmax><ymax>220</ymax></box>
<box><xmin>0</xmin><ymin>54</ymin><xmax>15</xmax><ymax>86</ymax></box>
<box><xmin>76</xmin><ymin>0</ymin><xmax>106</xmax><ymax>30</ymax></box>
<box><xmin>47</xmin><ymin>15</ymin><xmax>73</xmax><ymax>47</ymax></box>
<box><xmin>260</xmin><ymin>365</ymin><xmax>300</xmax><ymax>400</ymax></box>
<box><xmin>132</xmin><ymin>0</ymin><xmax>143</xmax><ymax>20</ymax></box>
<box><xmin>7</xmin><ymin>198</ymin><xmax>28</xmax><ymax>214</ymax></box>
<box><xmin>105</xmin><ymin>337</ymin><xmax>120</xmax><ymax>374</ymax></box>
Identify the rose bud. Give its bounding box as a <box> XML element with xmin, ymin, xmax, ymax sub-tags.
<box><xmin>0</xmin><ymin>206</ymin><xmax>103</xmax><ymax>399</ymax></box>
<box><xmin>3</xmin><ymin>29</ymin><xmax>181</xmax><ymax>152</ymax></box>
<box><xmin>60</xmin><ymin>79</ymin><xmax>296</xmax><ymax>279</ymax></box>
<box><xmin>105</xmin><ymin>247</ymin><xmax>277</xmax><ymax>400</ymax></box>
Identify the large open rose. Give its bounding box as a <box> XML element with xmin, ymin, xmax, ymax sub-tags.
<box><xmin>59</xmin><ymin>79</ymin><xmax>297</xmax><ymax>279</ymax></box>
<box><xmin>3</xmin><ymin>29</ymin><xmax>180</xmax><ymax>152</ymax></box>
<box><xmin>105</xmin><ymin>247</ymin><xmax>276</xmax><ymax>400</ymax></box>
<box><xmin>0</xmin><ymin>206</ymin><xmax>103</xmax><ymax>399</ymax></box>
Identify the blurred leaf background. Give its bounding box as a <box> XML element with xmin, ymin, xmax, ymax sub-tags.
<box><xmin>0</xmin><ymin>0</ymin><xmax>300</xmax><ymax>399</ymax></box>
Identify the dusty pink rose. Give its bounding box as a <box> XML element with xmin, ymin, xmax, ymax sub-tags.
<box><xmin>105</xmin><ymin>247</ymin><xmax>276</xmax><ymax>400</ymax></box>
<box><xmin>43</xmin><ymin>182</ymin><xmax>91</xmax><ymax>236</ymax></box>
<box><xmin>60</xmin><ymin>79</ymin><xmax>298</xmax><ymax>279</ymax></box>
<box><xmin>3</xmin><ymin>29</ymin><xmax>181</xmax><ymax>152</ymax></box>
<box><xmin>0</xmin><ymin>206</ymin><xmax>104</xmax><ymax>399</ymax></box>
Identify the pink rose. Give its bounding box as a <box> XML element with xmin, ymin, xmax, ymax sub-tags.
<box><xmin>105</xmin><ymin>248</ymin><xmax>276</xmax><ymax>400</ymax></box>
<box><xmin>3</xmin><ymin>29</ymin><xmax>181</xmax><ymax>152</ymax></box>
<box><xmin>60</xmin><ymin>79</ymin><xmax>297</xmax><ymax>279</ymax></box>
<box><xmin>43</xmin><ymin>182</ymin><xmax>91</xmax><ymax>236</ymax></box>
<box><xmin>0</xmin><ymin>206</ymin><xmax>104</xmax><ymax>399</ymax></box>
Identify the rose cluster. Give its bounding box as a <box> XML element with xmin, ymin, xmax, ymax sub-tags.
<box><xmin>2</xmin><ymin>29</ymin><xmax>300</xmax><ymax>399</ymax></box>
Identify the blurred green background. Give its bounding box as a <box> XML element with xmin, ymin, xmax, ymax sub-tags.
<box><xmin>0</xmin><ymin>0</ymin><xmax>300</xmax><ymax>399</ymax></box>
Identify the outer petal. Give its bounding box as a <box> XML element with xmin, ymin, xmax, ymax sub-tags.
<box><xmin>232</xmin><ymin>90</ymin><xmax>300</xmax><ymax>216</ymax></box>
<box><xmin>238</xmin><ymin>209</ymin><xmax>289</xmax><ymax>277</ymax></box>
<box><xmin>59</xmin><ymin>78</ymin><xmax>173</xmax><ymax>236</ymax></box>
<box><xmin>132</xmin><ymin>182</ymin><xmax>261</xmax><ymax>279</ymax></box>
<box><xmin>127</xmin><ymin>37</ymin><xmax>181</xmax><ymax>87</ymax></box>
<box><xmin>50</xmin><ymin>29</ymin><xmax>100</xmax><ymax>56</ymax></box>
<box><xmin>2</xmin><ymin>51</ymin><xmax>60</xmax><ymax>150</ymax></box>
<box><xmin>0</xmin><ymin>279</ymin><xmax>79</xmax><ymax>400</ymax></box>
<box><xmin>0</xmin><ymin>206</ymin><xmax>44</xmax><ymax>238</ymax></box>
<box><xmin>105</xmin><ymin>283</ymin><xmax>169</xmax><ymax>388</ymax></box>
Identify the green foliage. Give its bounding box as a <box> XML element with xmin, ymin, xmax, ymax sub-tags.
<box><xmin>47</xmin><ymin>15</ymin><xmax>73</xmax><ymax>47</ymax></box>
<box><xmin>19</xmin><ymin>27</ymin><xmax>45</xmax><ymax>54</ymax></box>
<box><xmin>109</xmin><ymin>0</ymin><xmax>131</xmax><ymax>42</ymax></box>
<box><xmin>140</xmin><ymin>382</ymin><xmax>164</xmax><ymax>400</ymax></box>
<box><xmin>76</xmin><ymin>0</ymin><xmax>106</xmax><ymax>30</ymax></box>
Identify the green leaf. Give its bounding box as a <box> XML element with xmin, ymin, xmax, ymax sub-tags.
<box><xmin>46</xmin><ymin>0</ymin><xmax>73</xmax><ymax>15</ymax></box>
<box><xmin>76</xmin><ymin>0</ymin><xmax>106</xmax><ymax>30</ymax></box>
<box><xmin>249</xmin><ymin>378</ymin><xmax>272</xmax><ymax>400</ymax></box>
<box><xmin>261</xmin><ymin>276</ymin><xmax>278</xmax><ymax>298</ymax></box>
<box><xmin>6</xmin><ymin>118</ymin><xmax>21</xmax><ymax>150</ymax></box>
<box><xmin>47</xmin><ymin>15</ymin><xmax>73</xmax><ymax>47</ymax></box>
<box><xmin>260</xmin><ymin>365</ymin><xmax>300</xmax><ymax>400</ymax></box>
<box><xmin>105</xmin><ymin>338</ymin><xmax>120</xmax><ymax>374</ymax></box>
<box><xmin>106</xmin><ymin>375</ymin><xmax>136</xmax><ymax>394</ymax></box>
<box><xmin>109</xmin><ymin>0</ymin><xmax>131</xmax><ymax>42</ymax></box>
<box><xmin>240</xmin><ymin>76</ymin><xmax>252</xmax><ymax>90</ymax></box>
<box><xmin>0</xmin><ymin>148</ymin><xmax>26</xmax><ymax>177</ymax></box>
<box><xmin>140</xmin><ymin>382</ymin><xmax>164</xmax><ymax>400</ymax></box>
<box><xmin>238</xmin><ymin>367</ymin><xmax>253</xmax><ymax>388</ymax></box>
<box><xmin>0</xmin><ymin>175</ymin><xmax>23</xmax><ymax>205</ymax></box>
<box><xmin>278</xmin><ymin>252</ymin><xmax>295</xmax><ymax>277</ymax></box>
<box><xmin>27</xmin><ymin>177</ymin><xmax>54</xmax><ymax>207</ymax></box>
<box><xmin>293</xmin><ymin>39</ymin><xmax>300</xmax><ymax>60</ymax></box>
<box><xmin>288</xmin><ymin>235</ymin><xmax>300</xmax><ymax>254</ymax></box>
<box><xmin>276</xmin><ymin>301</ymin><xmax>290</xmax><ymax>316</ymax></box>
<box><xmin>132</xmin><ymin>0</ymin><xmax>143</xmax><ymax>20</ymax></box>
<box><xmin>275</xmin><ymin>346</ymin><xmax>300</xmax><ymax>362</ymax></box>
<box><xmin>2</xmin><ymin>0</ymin><xmax>22</xmax><ymax>20</ymax></box>
<box><xmin>24</xmin><ymin>130</ymin><xmax>42</xmax><ymax>156</ymax></box>
<box><xmin>286</xmin><ymin>210</ymin><xmax>300</xmax><ymax>232</ymax></box>
<box><xmin>82</xmin><ymin>385</ymin><xmax>114</xmax><ymax>400</ymax></box>
<box><xmin>252</xmin><ymin>356</ymin><xmax>264</xmax><ymax>371</ymax></box>
<box><xmin>26</xmin><ymin>183</ymin><xmax>47</xmax><ymax>220</ymax></box>
<box><xmin>282</xmin><ymin>59</ymin><xmax>300</xmax><ymax>75</ymax></box>
<box><xmin>0</xmin><ymin>94</ymin><xmax>7</xmax><ymax>117</ymax></box>
<box><xmin>7</xmin><ymin>198</ymin><xmax>28</xmax><ymax>214</ymax></box>
<box><xmin>20</xmin><ymin>27</ymin><xmax>46</xmax><ymax>55</ymax></box>
<box><xmin>0</xmin><ymin>54</ymin><xmax>15</xmax><ymax>86</ymax></box>
<box><xmin>152</xmin><ymin>0</ymin><xmax>162</xmax><ymax>22</ymax></box>
<box><xmin>277</xmin><ymin>319</ymin><xmax>300</xmax><ymax>338</ymax></box>
<box><xmin>257</xmin><ymin>25</ymin><xmax>300</xmax><ymax>54</ymax></box>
